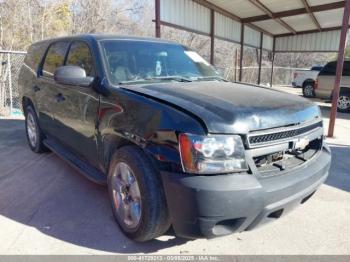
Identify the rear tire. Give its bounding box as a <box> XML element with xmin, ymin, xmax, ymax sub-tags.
<box><xmin>24</xmin><ymin>105</ymin><xmax>47</xmax><ymax>153</ymax></box>
<box><xmin>337</xmin><ymin>92</ymin><xmax>350</xmax><ymax>112</ymax></box>
<box><xmin>302</xmin><ymin>82</ymin><xmax>315</xmax><ymax>98</ymax></box>
<box><xmin>107</xmin><ymin>146</ymin><xmax>171</xmax><ymax>242</ymax></box>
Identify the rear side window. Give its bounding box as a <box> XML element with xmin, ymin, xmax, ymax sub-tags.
<box><xmin>66</xmin><ymin>41</ymin><xmax>95</xmax><ymax>76</ymax></box>
<box><xmin>42</xmin><ymin>41</ymin><xmax>69</xmax><ymax>77</ymax></box>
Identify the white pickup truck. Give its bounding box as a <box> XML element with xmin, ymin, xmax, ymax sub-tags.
<box><xmin>292</xmin><ymin>66</ymin><xmax>323</xmax><ymax>97</ymax></box>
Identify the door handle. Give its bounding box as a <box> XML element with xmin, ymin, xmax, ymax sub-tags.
<box><xmin>33</xmin><ymin>85</ymin><xmax>40</xmax><ymax>92</ymax></box>
<box><xmin>55</xmin><ymin>93</ymin><xmax>65</xmax><ymax>103</ymax></box>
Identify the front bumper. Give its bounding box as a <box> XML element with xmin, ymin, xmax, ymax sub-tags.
<box><xmin>161</xmin><ymin>145</ymin><xmax>331</xmax><ymax>239</ymax></box>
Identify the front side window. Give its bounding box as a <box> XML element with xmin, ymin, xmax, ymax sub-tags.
<box><xmin>66</xmin><ymin>41</ymin><xmax>95</xmax><ymax>77</ymax></box>
<box><xmin>42</xmin><ymin>41</ymin><xmax>69</xmax><ymax>77</ymax></box>
<box><xmin>100</xmin><ymin>40</ymin><xmax>219</xmax><ymax>85</ymax></box>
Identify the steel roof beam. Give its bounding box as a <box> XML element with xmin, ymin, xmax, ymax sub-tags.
<box><xmin>192</xmin><ymin>0</ymin><xmax>274</xmax><ymax>36</ymax></box>
<box><xmin>242</xmin><ymin>1</ymin><xmax>345</xmax><ymax>23</ymax></box>
<box><xmin>300</xmin><ymin>0</ymin><xmax>321</xmax><ymax>31</ymax></box>
<box><xmin>275</xmin><ymin>25</ymin><xmax>348</xmax><ymax>37</ymax></box>
<box><xmin>248</xmin><ymin>0</ymin><xmax>297</xmax><ymax>34</ymax></box>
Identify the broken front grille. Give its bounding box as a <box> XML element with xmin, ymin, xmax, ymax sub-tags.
<box><xmin>253</xmin><ymin>137</ymin><xmax>323</xmax><ymax>176</ymax></box>
<box><xmin>248</xmin><ymin>121</ymin><xmax>323</xmax><ymax>147</ymax></box>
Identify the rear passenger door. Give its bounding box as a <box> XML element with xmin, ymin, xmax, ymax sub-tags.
<box><xmin>52</xmin><ymin>41</ymin><xmax>100</xmax><ymax>167</ymax></box>
<box><xmin>36</xmin><ymin>41</ymin><xmax>70</xmax><ymax>136</ymax></box>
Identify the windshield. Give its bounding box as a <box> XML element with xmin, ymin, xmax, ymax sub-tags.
<box><xmin>100</xmin><ymin>40</ymin><xmax>220</xmax><ymax>85</ymax></box>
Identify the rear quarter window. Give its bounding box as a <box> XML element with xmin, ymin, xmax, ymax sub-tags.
<box><xmin>24</xmin><ymin>43</ymin><xmax>47</xmax><ymax>72</ymax></box>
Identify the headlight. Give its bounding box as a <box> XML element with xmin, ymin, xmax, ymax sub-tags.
<box><xmin>178</xmin><ymin>133</ymin><xmax>248</xmax><ymax>174</ymax></box>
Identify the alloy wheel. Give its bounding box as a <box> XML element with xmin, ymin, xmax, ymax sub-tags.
<box><xmin>111</xmin><ymin>162</ymin><xmax>142</xmax><ymax>229</ymax></box>
<box><xmin>304</xmin><ymin>84</ymin><xmax>314</xmax><ymax>97</ymax></box>
<box><xmin>26</xmin><ymin>112</ymin><xmax>37</xmax><ymax>148</ymax></box>
<box><xmin>338</xmin><ymin>95</ymin><xmax>350</xmax><ymax>110</ymax></box>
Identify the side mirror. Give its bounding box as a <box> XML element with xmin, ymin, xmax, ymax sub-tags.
<box><xmin>54</xmin><ymin>66</ymin><xmax>94</xmax><ymax>87</ymax></box>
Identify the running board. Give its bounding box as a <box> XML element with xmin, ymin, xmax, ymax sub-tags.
<box><xmin>43</xmin><ymin>138</ymin><xmax>107</xmax><ymax>185</ymax></box>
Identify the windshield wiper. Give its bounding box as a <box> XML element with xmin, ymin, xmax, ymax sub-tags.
<box><xmin>195</xmin><ymin>76</ymin><xmax>228</xmax><ymax>82</ymax></box>
<box><xmin>146</xmin><ymin>76</ymin><xmax>192</xmax><ymax>82</ymax></box>
<box><xmin>118</xmin><ymin>76</ymin><xmax>192</xmax><ymax>85</ymax></box>
<box><xmin>118</xmin><ymin>79</ymin><xmax>150</xmax><ymax>85</ymax></box>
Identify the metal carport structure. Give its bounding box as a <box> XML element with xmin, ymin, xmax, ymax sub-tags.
<box><xmin>154</xmin><ymin>0</ymin><xmax>350</xmax><ymax>137</ymax></box>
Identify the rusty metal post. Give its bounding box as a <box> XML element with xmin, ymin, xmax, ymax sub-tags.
<box><xmin>210</xmin><ymin>9</ymin><xmax>215</xmax><ymax>65</ymax></box>
<box><xmin>328</xmin><ymin>0</ymin><xmax>350</xmax><ymax>137</ymax></box>
<box><xmin>258</xmin><ymin>32</ymin><xmax>263</xmax><ymax>85</ymax></box>
<box><xmin>239</xmin><ymin>24</ymin><xmax>244</xmax><ymax>82</ymax></box>
<box><xmin>270</xmin><ymin>37</ymin><xmax>276</xmax><ymax>87</ymax></box>
<box><xmin>7</xmin><ymin>53</ymin><xmax>13</xmax><ymax>116</ymax></box>
<box><xmin>234</xmin><ymin>49</ymin><xmax>238</xmax><ymax>82</ymax></box>
<box><xmin>155</xmin><ymin>0</ymin><xmax>161</xmax><ymax>38</ymax></box>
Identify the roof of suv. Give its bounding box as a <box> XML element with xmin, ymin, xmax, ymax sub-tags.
<box><xmin>327</xmin><ymin>59</ymin><xmax>350</xmax><ymax>63</ymax></box>
<box><xmin>33</xmin><ymin>34</ymin><xmax>178</xmax><ymax>46</ymax></box>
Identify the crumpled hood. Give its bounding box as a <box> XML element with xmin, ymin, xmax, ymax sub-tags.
<box><xmin>121</xmin><ymin>81</ymin><xmax>321</xmax><ymax>134</ymax></box>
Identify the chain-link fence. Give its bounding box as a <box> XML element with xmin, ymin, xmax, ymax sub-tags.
<box><xmin>0</xmin><ymin>50</ymin><xmax>27</xmax><ymax>118</ymax></box>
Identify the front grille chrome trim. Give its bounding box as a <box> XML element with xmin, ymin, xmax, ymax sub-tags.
<box><xmin>247</xmin><ymin>120</ymin><xmax>323</xmax><ymax>148</ymax></box>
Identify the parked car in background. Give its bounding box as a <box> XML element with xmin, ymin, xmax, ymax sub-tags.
<box><xmin>315</xmin><ymin>60</ymin><xmax>350</xmax><ymax>112</ymax></box>
<box><xmin>292</xmin><ymin>65</ymin><xmax>323</xmax><ymax>98</ymax></box>
<box><xmin>19</xmin><ymin>34</ymin><xmax>331</xmax><ymax>242</ymax></box>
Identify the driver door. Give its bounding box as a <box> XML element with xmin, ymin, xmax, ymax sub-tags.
<box><xmin>52</xmin><ymin>41</ymin><xmax>100</xmax><ymax>168</ymax></box>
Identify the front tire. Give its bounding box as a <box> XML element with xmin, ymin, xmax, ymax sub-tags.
<box><xmin>24</xmin><ymin>105</ymin><xmax>47</xmax><ymax>153</ymax></box>
<box><xmin>108</xmin><ymin>146</ymin><xmax>171</xmax><ymax>242</ymax></box>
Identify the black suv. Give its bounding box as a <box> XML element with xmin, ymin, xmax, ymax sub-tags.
<box><xmin>19</xmin><ymin>34</ymin><xmax>331</xmax><ymax>242</ymax></box>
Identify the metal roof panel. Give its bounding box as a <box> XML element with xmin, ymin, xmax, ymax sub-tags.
<box><xmin>314</xmin><ymin>8</ymin><xmax>347</xmax><ymax>28</ymax></box>
<box><xmin>207</xmin><ymin>0</ymin><xmax>266</xmax><ymax>18</ymax></box>
<box><xmin>307</xmin><ymin>0</ymin><xmax>342</xmax><ymax>7</ymax></box>
<box><xmin>260</xmin><ymin>0</ymin><xmax>304</xmax><ymax>13</ymax></box>
<box><xmin>253</xmin><ymin>19</ymin><xmax>290</xmax><ymax>35</ymax></box>
<box><xmin>281</xmin><ymin>13</ymin><xmax>318</xmax><ymax>31</ymax></box>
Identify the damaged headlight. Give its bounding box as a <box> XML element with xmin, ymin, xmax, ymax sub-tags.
<box><xmin>178</xmin><ymin>133</ymin><xmax>248</xmax><ymax>174</ymax></box>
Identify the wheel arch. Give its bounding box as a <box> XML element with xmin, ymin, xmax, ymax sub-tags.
<box><xmin>303</xmin><ymin>78</ymin><xmax>315</xmax><ymax>87</ymax></box>
<box><xmin>102</xmin><ymin>134</ymin><xmax>137</xmax><ymax>172</ymax></box>
<box><xmin>101</xmin><ymin>133</ymin><xmax>161</xmax><ymax>176</ymax></box>
<box><xmin>22</xmin><ymin>96</ymin><xmax>38</xmax><ymax>117</ymax></box>
<box><xmin>101</xmin><ymin>129</ymin><xmax>181</xmax><ymax>181</ymax></box>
